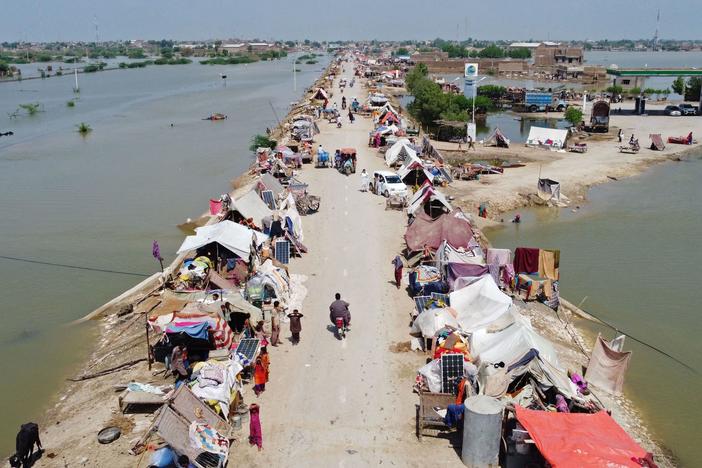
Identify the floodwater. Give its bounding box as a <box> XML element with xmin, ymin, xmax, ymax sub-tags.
<box><xmin>0</xmin><ymin>53</ymin><xmax>329</xmax><ymax>453</ymax></box>
<box><xmin>487</xmin><ymin>153</ymin><xmax>702</xmax><ymax>466</ymax></box>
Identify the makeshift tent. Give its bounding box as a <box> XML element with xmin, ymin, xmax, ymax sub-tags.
<box><xmin>515</xmin><ymin>406</ymin><xmax>648</xmax><ymax>468</ymax></box>
<box><xmin>258</xmin><ymin>173</ymin><xmax>284</xmax><ymax>199</ymax></box>
<box><xmin>385</xmin><ymin>139</ymin><xmax>416</xmax><ymax>166</ymax></box>
<box><xmin>537</xmin><ymin>178</ymin><xmax>561</xmax><ymax>202</ymax></box>
<box><xmin>446</xmin><ymin>263</ymin><xmax>489</xmax><ymax>290</ymax></box>
<box><xmin>483</xmin><ymin>128</ymin><xmax>510</xmax><ymax>148</ymax></box>
<box><xmin>407</xmin><ymin>183</ymin><xmax>453</xmax><ymax>218</ymax></box>
<box><xmin>584</xmin><ymin>334</ymin><xmax>632</xmax><ymax>396</ymax></box>
<box><xmin>232</xmin><ymin>190</ymin><xmax>274</xmax><ymax>228</ymax></box>
<box><xmin>411</xmin><ymin>308</ymin><xmax>460</xmax><ymax>338</ymax></box>
<box><xmin>398</xmin><ymin>161</ymin><xmax>434</xmax><ymax>186</ymax></box>
<box><xmin>378</xmin><ymin>109</ymin><xmax>400</xmax><ymax>125</ymax></box>
<box><xmin>311</xmin><ymin>88</ymin><xmax>329</xmax><ymax>100</ymax></box>
<box><xmin>177</xmin><ymin>221</ymin><xmax>268</xmax><ymax>259</ymax></box>
<box><xmin>526</xmin><ymin>126</ymin><xmax>569</xmax><ymax>149</ymax></box>
<box><xmin>405</xmin><ymin>210</ymin><xmax>475</xmax><ymax>252</ymax></box>
<box><xmin>649</xmin><ymin>133</ymin><xmax>665</xmax><ymax>151</ymax></box>
<box><xmin>449</xmin><ymin>276</ymin><xmax>512</xmax><ymax>331</ymax></box>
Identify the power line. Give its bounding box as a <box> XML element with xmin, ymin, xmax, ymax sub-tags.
<box><xmin>0</xmin><ymin>254</ymin><xmax>152</xmax><ymax>278</ymax></box>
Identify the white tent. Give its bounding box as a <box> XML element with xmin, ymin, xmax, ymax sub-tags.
<box><xmin>411</xmin><ymin>308</ymin><xmax>460</xmax><ymax>338</ymax></box>
<box><xmin>177</xmin><ymin>220</ymin><xmax>268</xmax><ymax>259</ymax></box>
<box><xmin>407</xmin><ymin>183</ymin><xmax>453</xmax><ymax>216</ymax></box>
<box><xmin>471</xmin><ymin>314</ymin><xmax>560</xmax><ymax>368</ymax></box>
<box><xmin>385</xmin><ymin>138</ymin><xmax>416</xmax><ymax>166</ymax></box>
<box><xmin>449</xmin><ymin>276</ymin><xmax>512</xmax><ymax>331</ymax></box>
<box><xmin>526</xmin><ymin>126</ymin><xmax>569</xmax><ymax>149</ymax></box>
<box><xmin>232</xmin><ymin>190</ymin><xmax>273</xmax><ymax>227</ymax></box>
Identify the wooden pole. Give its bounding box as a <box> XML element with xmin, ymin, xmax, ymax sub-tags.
<box><xmin>145</xmin><ymin>311</ymin><xmax>152</xmax><ymax>370</ymax></box>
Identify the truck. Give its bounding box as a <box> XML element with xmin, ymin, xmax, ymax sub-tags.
<box><xmin>519</xmin><ymin>91</ymin><xmax>568</xmax><ymax>113</ymax></box>
<box><xmin>588</xmin><ymin>100</ymin><xmax>610</xmax><ymax>133</ymax></box>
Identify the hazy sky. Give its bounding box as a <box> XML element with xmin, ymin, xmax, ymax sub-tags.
<box><xmin>1</xmin><ymin>0</ymin><xmax>694</xmax><ymax>43</ymax></box>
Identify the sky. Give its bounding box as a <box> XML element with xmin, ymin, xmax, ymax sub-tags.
<box><xmin>0</xmin><ymin>0</ymin><xmax>696</xmax><ymax>43</ymax></box>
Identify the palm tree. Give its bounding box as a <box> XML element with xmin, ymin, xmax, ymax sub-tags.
<box><xmin>76</xmin><ymin>122</ymin><xmax>92</xmax><ymax>135</ymax></box>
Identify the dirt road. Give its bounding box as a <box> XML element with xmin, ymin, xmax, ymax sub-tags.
<box><xmin>237</xmin><ymin>68</ymin><xmax>461</xmax><ymax>466</ymax></box>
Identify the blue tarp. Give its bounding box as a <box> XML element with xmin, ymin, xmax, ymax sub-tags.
<box><xmin>165</xmin><ymin>322</ymin><xmax>210</xmax><ymax>340</ymax></box>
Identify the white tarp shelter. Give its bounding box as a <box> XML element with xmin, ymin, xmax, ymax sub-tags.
<box><xmin>232</xmin><ymin>190</ymin><xmax>273</xmax><ymax>227</ymax></box>
<box><xmin>526</xmin><ymin>126</ymin><xmax>569</xmax><ymax>149</ymax></box>
<box><xmin>177</xmin><ymin>220</ymin><xmax>268</xmax><ymax>259</ymax></box>
<box><xmin>411</xmin><ymin>308</ymin><xmax>460</xmax><ymax>338</ymax></box>
<box><xmin>449</xmin><ymin>276</ymin><xmax>513</xmax><ymax>331</ymax></box>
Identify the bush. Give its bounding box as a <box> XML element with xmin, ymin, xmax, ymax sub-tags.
<box><xmin>66</xmin><ymin>100</ymin><xmax>75</xmax><ymax>107</ymax></box>
<box><xmin>565</xmin><ymin>106</ymin><xmax>583</xmax><ymax>125</ymax></box>
<box><xmin>76</xmin><ymin>122</ymin><xmax>92</xmax><ymax>135</ymax></box>
<box><xmin>249</xmin><ymin>134</ymin><xmax>276</xmax><ymax>152</ymax></box>
<box><xmin>606</xmin><ymin>85</ymin><xmax>623</xmax><ymax>94</ymax></box>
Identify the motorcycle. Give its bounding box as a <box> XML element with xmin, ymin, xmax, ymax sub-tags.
<box><xmin>335</xmin><ymin>317</ymin><xmax>348</xmax><ymax>340</ymax></box>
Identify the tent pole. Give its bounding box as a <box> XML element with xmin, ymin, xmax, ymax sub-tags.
<box><xmin>145</xmin><ymin>312</ymin><xmax>152</xmax><ymax>371</ymax></box>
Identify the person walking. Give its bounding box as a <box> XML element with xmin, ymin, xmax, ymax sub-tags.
<box><xmin>618</xmin><ymin>129</ymin><xmax>623</xmax><ymax>143</ymax></box>
<box><xmin>348</xmin><ymin>110</ymin><xmax>355</xmax><ymax>123</ymax></box>
<box><xmin>248</xmin><ymin>403</ymin><xmax>263</xmax><ymax>451</ymax></box>
<box><xmin>391</xmin><ymin>255</ymin><xmax>404</xmax><ymax>289</ymax></box>
<box><xmin>287</xmin><ymin>309</ymin><xmax>304</xmax><ymax>344</ymax></box>
<box><xmin>360</xmin><ymin>169</ymin><xmax>370</xmax><ymax>192</ymax></box>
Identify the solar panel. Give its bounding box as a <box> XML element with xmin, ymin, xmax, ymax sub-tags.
<box><xmin>414</xmin><ymin>296</ymin><xmax>432</xmax><ymax>314</ymax></box>
<box><xmin>235</xmin><ymin>338</ymin><xmax>260</xmax><ymax>361</ymax></box>
<box><xmin>438</xmin><ymin>167</ymin><xmax>453</xmax><ymax>184</ymax></box>
<box><xmin>261</xmin><ymin>190</ymin><xmax>277</xmax><ymax>210</ymax></box>
<box><xmin>275</xmin><ymin>239</ymin><xmax>290</xmax><ymax>264</ymax></box>
<box><xmin>440</xmin><ymin>354</ymin><xmax>464</xmax><ymax>394</ymax></box>
<box><xmin>431</xmin><ymin>292</ymin><xmax>450</xmax><ymax>307</ymax></box>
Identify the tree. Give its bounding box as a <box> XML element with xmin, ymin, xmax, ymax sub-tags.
<box><xmin>478</xmin><ymin>45</ymin><xmax>505</xmax><ymax>58</ymax></box>
<box><xmin>395</xmin><ymin>47</ymin><xmax>409</xmax><ymax>56</ymax></box>
<box><xmin>685</xmin><ymin>77</ymin><xmax>701</xmax><ymax>101</ymax></box>
<box><xmin>606</xmin><ymin>85</ymin><xmax>623</xmax><ymax>94</ymax></box>
<box><xmin>508</xmin><ymin>48</ymin><xmax>531</xmax><ymax>59</ymax></box>
<box><xmin>565</xmin><ymin>106</ymin><xmax>583</xmax><ymax>126</ymax></box>
<box><xmin>672</xmin><ymin>76</ymin><xmax>685</xmax><ymax>95</ymax></box>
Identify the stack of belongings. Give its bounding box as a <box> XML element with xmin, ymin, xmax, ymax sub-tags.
<box><xmin>273</xmin><ymin>145</ymin><xmax>302</xmax><ymax>168</ymax></box>
<box><xmin>290</xmin><ymin>114</ymin><xmax>319</xmax><ymax>142</ymax></box>
<box><xmin>368</xmin><ymin>92</ymin><xmax>389</xmax><ymax>108</ymax></box>
<box><xmin>513</xmin><ymin>247</ymin><xmax>560</xmax><ymax>309</ymax></box>
<box><xmin>245</xmin><ymin>258</ymin><xmax>291</xmax><ymax>308</ymax></box>
<box><xmin>406</xmin><ymin>182</ymin><xmax>453</xmax><ymax>220</ymax></box>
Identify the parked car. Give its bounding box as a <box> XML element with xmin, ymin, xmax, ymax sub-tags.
<box><xmin>664</xmin><ymin>105</ymin><xmax>682</xmax><ymax>116</ymax></box>
<box><xmin>678</xmin><ymin>103</ymin><xmax>698</xmax><ymax>116</ymax></box>
<box><xmin>371</xmin><ymin>170</ymin><xmax>408</xmax><ymax>198</ymax></box>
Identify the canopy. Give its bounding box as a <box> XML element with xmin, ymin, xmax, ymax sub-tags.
<box><xmin>407</xmin><ymin>183</ymin><xmax>453</xmax><ymax>217</ymax></box>
<box><xmin>232</xmin><ymin>190</ymin><xmax>274</xmax><ymax>227</ymax></box>
<box><xmin>177</xmin><ymin>220</ymin><xmax>268</xmax><ymax>259</ymax></box>
<box><xmin>385</xmin><ymin>138</ymin><xmax>416</xmax><ymax>166</ymax></box>
<box><xmin>312</xmin><ymin>88</ymin><xmax>329</xmax><ymax>100</ymax></box>
<box><xmin>449</xmin><ymin>276</ymin><xmax>512</xmax><ymax>331</ymax></box>
<box><xmin>515</xmin><ymin>406</ymin><xmax>647</xmax><ymax>468</ymax></box>
<box><xmin>405</xmin><ymin>210</ymin><xmax>474</xmax><ymax>252</ymax></box>
<box><xmin>649</xmin><ymin>133</ymin><xmax>665</xmax><ymax>151</ymax></box>
<box><xmin>526</xmin><ymin>126</ymin><xmax>568</xmax><ymax>149</ymax></box>
<box><xmin>537</xmin><ymin>178</ymin><xmax>561</xmax><ymax>202</ymax></box>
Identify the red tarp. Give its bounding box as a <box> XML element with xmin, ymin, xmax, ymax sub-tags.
<box><xmin>515</xmin><ymin>405</ymin><xmax>648</xmax><ymax>468</ymax></box>
<box><xmin>209</xmin><ymin>199</ymin><xmax>223</xmax><ymax>215</ymax></box>
<box><xmin>405</xmin><ymin>211</ymin><xmax>474</xmax><ymax>252</ymax></box>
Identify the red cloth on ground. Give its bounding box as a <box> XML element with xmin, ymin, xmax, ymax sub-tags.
<box><xmin>513</xmin><ymin>247</ymin><xmax>540</xmax><ymax>274</ymax></box>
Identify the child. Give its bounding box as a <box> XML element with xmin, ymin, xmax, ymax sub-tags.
<box><xmin>248</xmin><ymin>403</ymin><xmax>262</xmax><ymax>451</ymax></box>
<box><xmin>253</xmin><ymin>348</ymin><xmax>270</xmax><ymax>396</ymax></box>
<box><xmin>287</xmin><ymin>309</ymin><xmax>304</xmax><ymax>344</ymax></box>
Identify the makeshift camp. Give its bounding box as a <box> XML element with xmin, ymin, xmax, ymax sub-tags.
<box><xmin>649</xmin><ymin>133</ymin><xmax>665</xmax><ymax>151</ymax></box>
<box><xmin>407</xmin><ymin>183</ymin><xmax>453</xmax><ymax>218</ymax></box>
<box><xmin>177</xmin><ymin>221</ymin><xmax>267</xmax><ymax>260</ymax></box>
<box><xmin>449</xmin><ymin>276</ymin><xmax>513</xmax><ymax>331</ymax></box>
<box><xmin>514</xmin><ymin>406</ymin><xmax>648</xmax><ymax>468</ymax></box>
<box><xmin>231</xmin><ymin>190</ymin><xmax>274</xmax><ymax>228</ymax></box>
<box><xmin>446</xmin><ymin>263</ymin><xmax>489</xmax><ymax>291</ymax></box>
<box><xmin>483</xmin><ymin>128</ymin><xmax>510</xmax><ymax>148</ymax></box>
<box><xmin>537</xmin><ymin>178</ymin><xmax>561</xmax><ymax>203</ymax></box>
<box><xmin>405</xmin><ymin>210</ymin><xmax>475</xmax><ymax>252</ymax></box>
<box><xmin>398</xmin><ymin>160</ymin><xmax>434</xmax><ymax>186</ymax></box>
<box><xmin>411</xmin><ymin>307</ymin><xmax>460</xmax><ymax>338</ymax></box>
<box><xmin>526</xmin><ymin>126</ymin><xmax>568</xmax><ymax>150</ymax></box>
<box><xmin>584</xmin><ymin>334</ymin><xmax>632</xmax><ymax>396</ymax></box>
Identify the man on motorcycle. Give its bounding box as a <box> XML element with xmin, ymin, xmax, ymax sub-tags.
<box><xmin>329</xmin><ymin>293</ymin><xmax>351</xmax><ymax>328</ymax></box>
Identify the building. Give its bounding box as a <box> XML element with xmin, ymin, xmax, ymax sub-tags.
<box><xmin>534</xmin><ymin>44</ymin><xmax>584</xmax><ymax>68</ymax></box>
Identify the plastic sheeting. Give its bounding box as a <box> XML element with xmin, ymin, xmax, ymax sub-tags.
<box><xmin>232</xmin><ymin>190</ymin><xmax>274</xmax><ymax>227</ymax></box>
<box><xmin>584</xmin><ymin>334</ymin><xmax>632</xmax><ymax>396</ymax></box>
<box><xmin>177</xmin><ymin>220</ymin><xmax>267</xmax><ymax>259</ymax></box>
<box><xmin>384</xmin><ymin>138</ymin><xmax>416</xmax><ymax>166</ymax></box>
<box><xmin>526</xmin><ymin>126</ymin><xmax>568</xmax><ymax>149</ymax></box>
<box><xmin>411</xmin><ymin>307</ymin><xmax>459</xmax><ymax>338</ymax></box>
<box><xmin>449</xmin><ymin>276</ymin><xmax>512</xmax><ymax>331</ymax></box>
<box><xmin>515</xmin><ymin>406</ymin><xmax>647</xmax><ymax>468</ymax></box>
<box><xmin>405</xmin><ymin>211</ymin><xmax>474</xmax><ymax>252</ymax></box>
<box><xmin>407</xmin><ymin>184</ymin><xmax>453</xmax><ymax>216</ymax></box>
<box><xmin>446</xmin><ymin>263</ymin><xmax>489</xmax><ymax>290</ymax></box>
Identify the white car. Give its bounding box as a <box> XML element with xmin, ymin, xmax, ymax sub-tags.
<box><xmin>372</xmin><ymin>171</ymin><xmax>408</xmax><ymax>198</ymax></box>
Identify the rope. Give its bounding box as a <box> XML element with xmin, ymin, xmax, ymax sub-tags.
<box><xmin>0</xmin><ymin>254</ymin><xmax>152</xmax><ymax>278</ymax></box>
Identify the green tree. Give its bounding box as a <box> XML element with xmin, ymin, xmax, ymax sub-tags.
<box><xmin>249</xmin><ymin>134</ymin><xmax>276</xmax><ymax>152</ymax></box>
<box><xmin>478</xmin><ymin>85</ymin><xmax>507</xmax><ymax>100</ymax></box>
<box><xmin>395</xmin><ymin>47</ymin><xmax>410</xmax><ymax>56</ymax></box>
<box><xmin>507</xmin><ymin>48</ymin><xmax>531</xmax><ymax>59</ymax></box>
<box><xmin>478</xmin><ymin>45</ymin><xmax>505</xmax><ymax>58</ymax></box>
<box><xmin>671</xmin><ymin>76</ymin><xmax>685</xmax><ymax>95</ymax></box>
<box><xmin>606</xmin><ymin>85</ymin><xmax>623</xmax><ymax>94</ymax></box>
<box><xmin>565</xmin><ymin>106</ymin><xmax>583</xmax><ymax>125</ymax></box>
<box><xmin>685</xmin><ymin>77</ymin><xmax>701</xmax><ymax>101</ymax></box>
